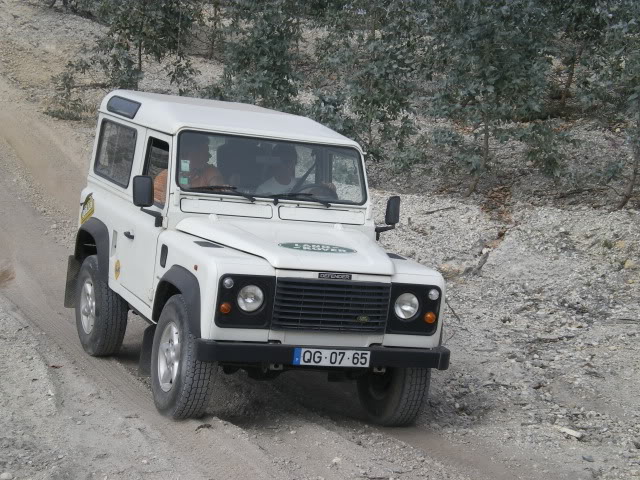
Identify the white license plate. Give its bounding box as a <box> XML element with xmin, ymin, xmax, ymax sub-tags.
<box><xmin>292</xmin><ymin>348</ymin><xmax>370</xmax><ymax>368</ymax></box>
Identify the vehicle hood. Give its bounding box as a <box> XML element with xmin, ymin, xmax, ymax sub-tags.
<box><xmin>176</xmin><ymin>216</ymin><xmax>394</xmax><ymax>275</ymax></box>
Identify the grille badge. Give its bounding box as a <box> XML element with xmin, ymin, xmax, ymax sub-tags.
<box><xmin>356</xmin><ymin>315</ymin><xmax>370</xmax><ymax>323</ymax></box>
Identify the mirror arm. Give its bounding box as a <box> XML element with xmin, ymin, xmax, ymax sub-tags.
<box><xmin>140</xmin><ymin>208</ymin><xmax>163</xmax><ymax>227</ymax></box>
<box><xmin>375</xmin><ymin>224</ymin><xmax>395</xmax><ymax>241</ymax></box>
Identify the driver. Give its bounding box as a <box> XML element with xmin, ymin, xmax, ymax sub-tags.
<box><xmin>179</xmin><ymin>133</ymin><xmax>225</xmax><ymax>189</ymax></box>
<box><xmin>153</xmin><ymin>133</ymin><xmax>224</xmax><ymax>204</ymax></box>
<box><xmin>255</xmin><ymin>144</ymin><xmax>297</xmax><ymax>195</ymax></box>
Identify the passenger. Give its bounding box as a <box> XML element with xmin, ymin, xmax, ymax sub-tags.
<box><xmin>153</xmin><ymin>170</ymin><xmax>169</xmax><ymax>205</ymax></box>
<box><xmin>255</xmin><ymin>144</ymin><xmax>298</xmax><ymax>195</ymax></box>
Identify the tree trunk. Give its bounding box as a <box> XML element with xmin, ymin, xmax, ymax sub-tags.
<box><xmin>136</xmin><ymin>1</ymin><xmax>149</xmax><ymax>75</ymax></box>
<box><xmin>209</xmin><ymin>1</ymin><xmax>221</xmax><ymax>60</ymax></box>
<box><xmin>465</xmin><ymin>117</ymin><xmax>489</xmax><ymax>197</ymax></box>
<box><xmin>616</xmin><ymin>134</ymin><xmax>639</xmax><ymax>210</ymax></box>
<box><xmin>296</xmin><ymin>17</ymin><xmax>300</xmax><ymax>54</ymax></box>
<box><xmin>369</xmin><ymin>10</ymin><xmax>376</xmax><ymax>42</ymax></box>
<box><xmin>137</xmin><ymin>42</ymin><xmax>143</xmax><ymax>72</ymax></box>
<box><xmin>367</xmin><ymin>115</ymin><xmax>374</xmax><ymax>158</ymax></box>
<box><xmin>560</xmin><ymin>44</ymin><xmax>584</xmax><ymax>108</ymax></box>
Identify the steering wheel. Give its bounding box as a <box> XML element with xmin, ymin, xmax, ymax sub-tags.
<box><xmin>296</xmin><ymin>183</ymin><xmax>338</xmax><ymax>200</ymax></box>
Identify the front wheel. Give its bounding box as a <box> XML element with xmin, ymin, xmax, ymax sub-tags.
<box><xmin>151</xmin><ymin>294</ymin><xmax>216</xmax><ymax>419</ymax></box>
<box><xmin>357</xmin><ymin>367</ymin><xmax>430</xmax><ymax>427</ymax></box>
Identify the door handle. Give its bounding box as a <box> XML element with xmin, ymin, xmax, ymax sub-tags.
<box><xmin>124</xmin><ymin>231</ymin><xmax>135</xmax><ymax>240</ymax></box>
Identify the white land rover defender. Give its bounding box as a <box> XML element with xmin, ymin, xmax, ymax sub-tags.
<box><xmin>64</xmin><ymin>90</ymin><xmax>450</xmax><ymax>426</ymax></box>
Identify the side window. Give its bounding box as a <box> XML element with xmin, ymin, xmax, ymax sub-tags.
<box><xmin>143</xmin><ymin>138</ymin><xmax>170</xmax><ymax>207</ymax></box>
<box><xmin>94</xmin><ymin>120</ymin><xmax>137</xmax><ymax>188</ymax></box>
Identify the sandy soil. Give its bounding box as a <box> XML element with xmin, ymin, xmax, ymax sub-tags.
<box><xmin>0</xmin><ymin>2</ymin><xmax>638</xmax><ymax>480</ymax></box>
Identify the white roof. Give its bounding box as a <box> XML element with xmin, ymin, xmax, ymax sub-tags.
<box><xmin>99</xmin><ymin>90</ymin><xmax>361</xmax><ymax>149</ymax></box>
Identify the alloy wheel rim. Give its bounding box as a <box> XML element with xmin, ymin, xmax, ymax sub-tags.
<box><xmin>80</xmin><ymin>279</ymin><xmax>96</xmax><ymax>334</ymax></box>
<box><xmin>158</xmin><ymin>321</ymin><xmax>181</xmax><ymax>392</ymax></box>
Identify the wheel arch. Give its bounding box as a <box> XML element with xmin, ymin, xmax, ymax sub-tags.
<box><xmin>66</xmin><ymin>218</ymin><xmax>110</xmax><ymax>307</ymax></box>
<box><xmin>74</xmin><ymin>217</ymin><xmax>110</xmax><ymax>282</ymax></box>
<box><xmin>153</xmin><ymin>265</ymin><xmax>201</xmax><ymax>338</ymax></box>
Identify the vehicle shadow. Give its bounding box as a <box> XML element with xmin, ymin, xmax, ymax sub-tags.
<box><xmin>118</xmin><ymin>317</ymin><xmax>487</xmax><ymax>434</ymax></box>
<box><xmin>116</xmin><ymin>316</ymin><xmax>151</xmax><ymax>377</ymax></box>
<box><xmin>209</xmin><ymin>369</ymin><xmax>367</xmax><ymax>428</ymax></box>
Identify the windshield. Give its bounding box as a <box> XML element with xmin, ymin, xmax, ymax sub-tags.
<box><xmin>176</xmin><ymin>131</ymin><xmax>367</xmax><ymax>205</ymax></box>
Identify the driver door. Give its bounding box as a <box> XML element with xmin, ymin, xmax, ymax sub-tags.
<box><xmin>118</xmin><ymin>130</ymin><xmax>172</xmax><ymax>305</ymax></box>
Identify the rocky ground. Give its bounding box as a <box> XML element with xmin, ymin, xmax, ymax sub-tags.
<box><xmin>375</xmin><ymin>194</ymin><xmax>640</xmax><ymax>479</ymax></box>
<box><xmin>0</xmin><ymin>296</ymin><xmax>212</xmax><ymax>480</ymax></box>
<box><xmin>0</xmin><ymin>1</ymin><xmax>638</xmax><ymax>479</ymax></box>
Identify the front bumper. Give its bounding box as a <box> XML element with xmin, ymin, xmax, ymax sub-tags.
<box><xmin>195</xmin><ymin>340</ymin><xmax>450</xmax><ymax>370</ymax></box>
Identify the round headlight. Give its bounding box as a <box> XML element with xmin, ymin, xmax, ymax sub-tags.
<box><xmin>394</xmin><ymin>293</ymin><xmax>419</xmax><ymax>320</ymax></box>
<box><xmin>237</xmin><ymin>285</ymin><xmax>264</xmax><ymax>312</ymax></box>
<box><xmin>428</xmin><ymin>288</ymin><xmax>440</xmax><ymax>301</ymax></box>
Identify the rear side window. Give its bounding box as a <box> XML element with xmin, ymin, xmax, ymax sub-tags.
<box><xmin>94</xmin><ymin>120</ymin><xmax>137</xmax><ymax>188</ymax></box>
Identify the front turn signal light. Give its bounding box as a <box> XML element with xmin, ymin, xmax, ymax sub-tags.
<box><xmin>424</xmin><ymin>312</ymin><xmax>437</xmax><ymax>324</ymax></box>
<box><xmin>219</xmin><ymin>302</ymin><xmax>232</xmax><ymax>314</ymax></box>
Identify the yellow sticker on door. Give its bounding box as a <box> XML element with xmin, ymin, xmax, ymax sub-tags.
<box><xmin>80</xmin><ymin>193</ymin><xmax>95</xmax><ymax>224</ymax></box>
<box><xmin>114</xmin><ymin>259</ymin><xmax>121</xmax><ymax>280</ymax></box>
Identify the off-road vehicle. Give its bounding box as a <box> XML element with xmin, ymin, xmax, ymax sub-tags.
<box><xmin>65</xmin><ymin>90</ymin><xmax>450</xmax><ymax>426</ymax></box>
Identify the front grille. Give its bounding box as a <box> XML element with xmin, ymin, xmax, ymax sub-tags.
<box><xmin>272</xmin><ymin>278</ymin><xmax>391</xmax><ymax>333</ymax></box>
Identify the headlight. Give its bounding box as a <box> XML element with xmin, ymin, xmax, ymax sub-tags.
<box><xmin>394</xmin><ymin>293</ymin><xmax>419</xmax><ymax>320</ymax></box>
<box><xmin>428</xmin><ymin>288</ymin><xmax>440</xmax><ymax>301</ymax></box>
<box><xmin>237</xmin><ymin>285</ymin><xmax>264</xmax><ymax>312</ymax></box>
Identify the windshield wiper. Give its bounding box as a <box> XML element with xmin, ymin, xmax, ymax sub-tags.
<box><xmin>188</xmin><ymin>185</ymin><xmax>256</xmax><ymax>202</ymax></box>
<box><xmin>266</xmin><ymin>192</ymin><xmax>331</xmax><ymax>208</ymax></box>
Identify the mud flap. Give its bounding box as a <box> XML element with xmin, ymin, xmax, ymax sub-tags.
<box><xmin>63</xmin><ymin>255</ymin><xmax>81</xmax><ymax>308</ymax></box>
<box><xmin>138</xmin><ymin>324</ymin><xmax>156</xmax><ymax>377</ymax></box>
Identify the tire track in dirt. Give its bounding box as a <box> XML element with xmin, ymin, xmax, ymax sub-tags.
<box><xmin>0</xmin><ymin>79</ymin><xmax>86</xmax><ymax>213</ymax></box>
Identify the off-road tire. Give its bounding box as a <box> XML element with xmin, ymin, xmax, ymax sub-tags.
<box><xmin>357</xmin><ymin>367</ymin><xmax>430</xmax><ymax>427</ymax></box>
<box><xmin>75</xmin><ymin>255</ymin><xmax>128</xmax><ymax>356</ymax></box>
<box><xmin>151</xmin><ymin>294</ymin><xmax>216</xmax><ymax>419</ymax></box>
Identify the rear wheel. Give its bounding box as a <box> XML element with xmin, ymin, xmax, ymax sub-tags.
<box><xmin>357</xmin><ymin>367</ymin><xmax>430</xmax><ymax>427</ymax></box>
<box><xmin>151</xmin><ymin>294</ymin><xmax>216</xmax><ymax>419</ymax></box>
<box><xmin>75</xmin><ymin>255</ymin><xmax>128</xmax><ymax>356</ymax></box>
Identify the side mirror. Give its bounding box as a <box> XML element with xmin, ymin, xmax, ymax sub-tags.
<box><xmin>375</xmin><ymin>196</ymin><xmax>401</xmax><ymax>240</ymax></box>
<box><xmin>384</xmin><ymin>196</ymin><xmax>400</xmax><ymax>225</ymax></box>
<box><xmin>133</xmin><ymin>175</ymin><xmax>154</xmax><ymax>207</ymax></box>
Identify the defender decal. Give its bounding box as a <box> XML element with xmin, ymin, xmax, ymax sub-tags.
<box><xmin>319</xmin><ymin>272</ymin><xmax>353</xmax><ymax>280</ymax></box>
<box><xmin>279</xmin><ymin>243</ymin><xmax>356</xmax><ymax>254</ymax></box>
